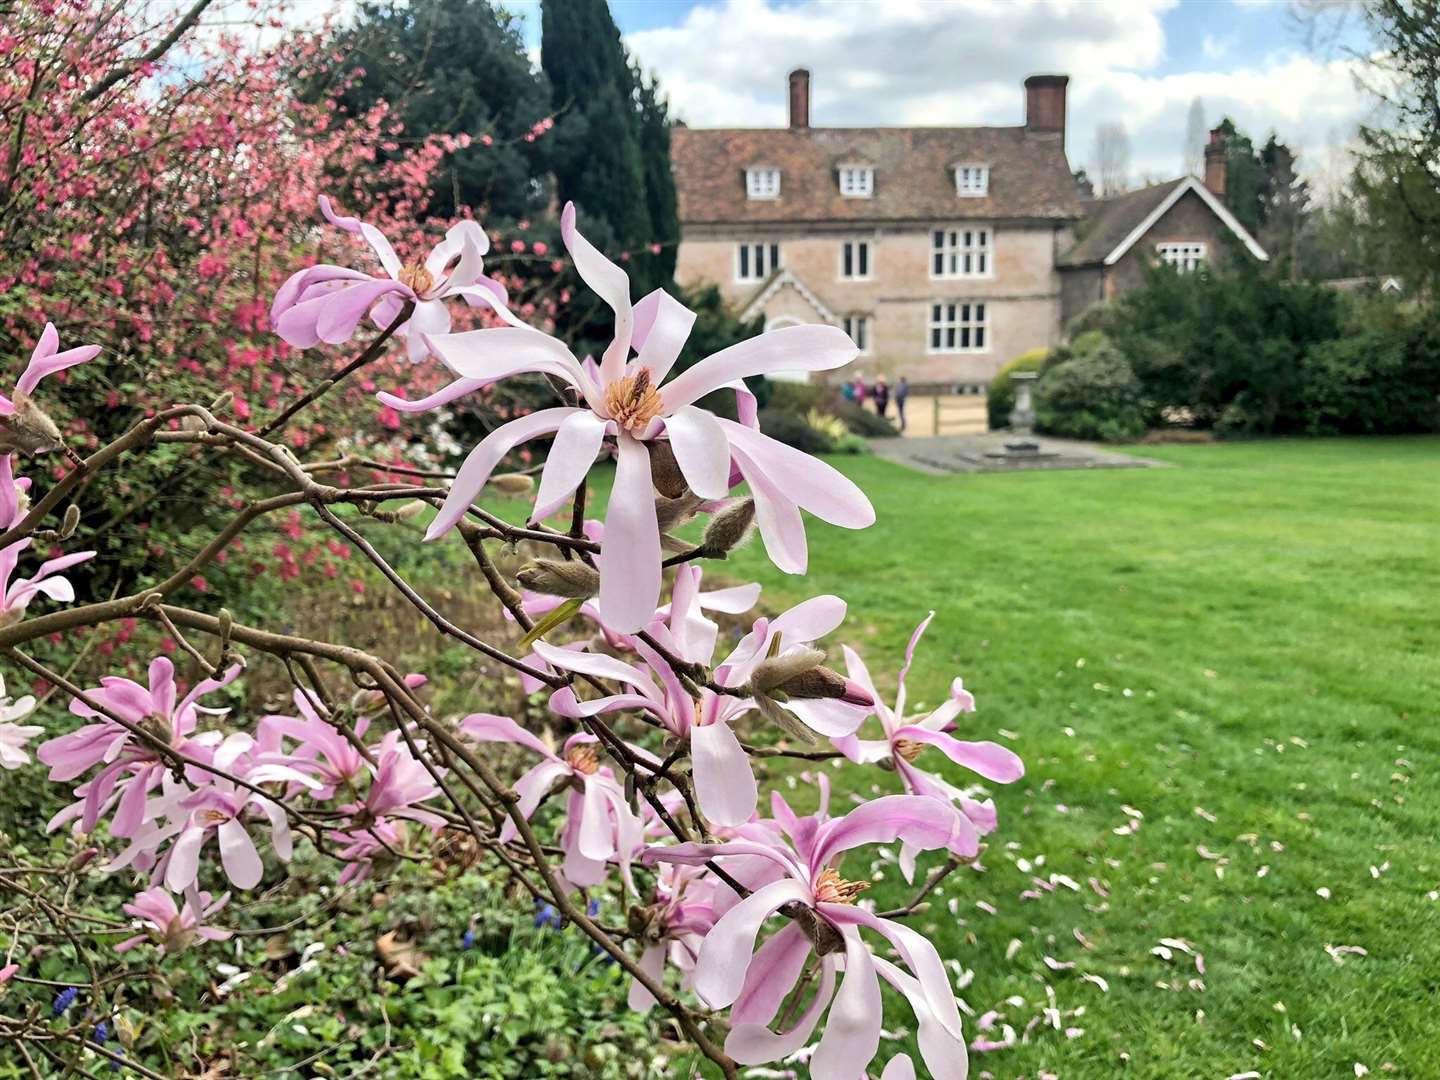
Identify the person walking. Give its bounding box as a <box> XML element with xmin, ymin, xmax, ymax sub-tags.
<box><xmin>853</xmin><ymin>377</ymin><xmax>868</xmax><ymax>407</ymax></box>
<box><xmin>874</xmin><ymin>375</ymin><xmax>890</xmax><ymax>418</ymax></box>
<box><xmin>895</xmin><ymin>375</ymin><xmax>910</xmax><ymax>433</ymax></box>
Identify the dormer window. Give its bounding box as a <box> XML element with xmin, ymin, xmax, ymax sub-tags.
<box><xmin>955</xmin><ymin>164</ymin><xmax>989</xmax><ymax>197</ymax></box>
<box><xmin>746</xmin><ymin>167</ymin><xmax>781</xmax><ymax>200</ymax></box>
<box><xmin>839</xmin><ymin>165</ymin><xmax>874</xmax><ymax>198</ymax></box>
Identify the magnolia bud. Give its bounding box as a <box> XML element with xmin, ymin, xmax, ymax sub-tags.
<box><xmin>515</xmin><ymin>558</ymin><xmax>600</xmax><ymax>599</ymax></box>
<box><xmin>180</xmin><ymin>414</ymin><xmax>207</xmax><ymax>432</ymax></box>
<box><xmin>747</xmin><ymin>647</ymin><xmax>827</xmax><ymax>697</ymax></box>
<box><xmin>0</xmin><ymin>392</ymin><xmax>64</xmax><ymax>455</ymax></box>
<box><xmin>209</xmin><ymin>390</ymin><xmax>234</xmax><ymax>413</ymax></box>
<box><xmin>489</xmin><ymin>473</ymin><xmax>534</xmax><ymax>496</ymax></box>
<box><xmin>701</xmin><ymin>498</ymin><xmax>755</xmax><ymax>556</ymax></box>
<box><xmin>647</xmin><ymin>440</ymin><xmax>690</xmax><ymax>499</ymax></box>
<box><xmin>59</xmin><ymin>503</ymin><xmax>81</xmax><ymax>539</ymax></box>
<box><xmin>655</xmin><ymin>491</ymin><xmax>702</xmax><ymax>534</ymax></box>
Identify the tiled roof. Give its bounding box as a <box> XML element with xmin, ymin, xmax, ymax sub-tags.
<box><xmin>1058</xmin><ymin>180</ymin><xmax>1186</xmax><ymax>267</ymax></box>
<box><xmin>672</xmin><ymin>125</ymin><xmax>1084</xmax><ymax>225</ymax></box>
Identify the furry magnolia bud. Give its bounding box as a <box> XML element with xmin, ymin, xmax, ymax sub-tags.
<box><xmin>647</xmin><ymin>440</ymin><xmax>690</xmax><ymax>500</ymax></box>
<box><xmin>701</xmin><ymin>498</ymin><xmax>755</xmax><ymax>556</ymax></box>
<box><xmin>747</xmin><ymin>647</ymin><xmax>827</xmax><ymax>696</ymax></box>
<box><xmin>0</xmin><ymin>392</ymin><xmax>64</xmax><ymax>455</ymax></box>
<box><xmin>489</xmin><ymin>473</ymin><xmax>535</xmax><ymax>496</ymax></box>
<box><xmin>515</xmin><ymin>558</ymin><xmax>600</xmax><ymax>599</ymax></box>
<box><xmin>749</xmin><ymin>647</ymin><xmax>874</xmax><ymax>706</ymax></box>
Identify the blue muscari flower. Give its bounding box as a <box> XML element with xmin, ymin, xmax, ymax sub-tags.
<box><xmin>93</xmin><ymin>1021</ymin><xmax>109</xmax><ymax>1044</ymax></box>
<box><xmin>52</xmin><ymin>986</ymin><xmax>78</xmax><ymax>1016</ymax></box>
<box><xmin>590</xmin><ymin>943</ymin><xmax>617</xmax><ymax>967</ymax></box>
<box><xmin>110</xmin><ymin>1048</ymin><xmax>124</xmax><ymax>1073</ymax></box>
<box><xmin>586</xmin><ymin>898</ymin><xmax>600</xmax><ymax>917</ymax></box>
<box><xmin>461</xmin><ymin>928</ymin><xmax>476</xmax><ymax>950</ymax></box>
<box><xmin>533</xmin><ymin>901</ymin><xmax>562</xmax><ymax>930</ymax></box>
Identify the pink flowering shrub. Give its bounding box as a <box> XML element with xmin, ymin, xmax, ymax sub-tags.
<box><xmin>0</xmin><ymin>18</ymin><xmax>1028</xmax><ymax>1079</ymax></box>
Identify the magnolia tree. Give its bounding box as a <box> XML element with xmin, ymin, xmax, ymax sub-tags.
<box><xmin>0</xmin><ymin>195</ymin><xmax>1025</xmax><ymax>1079</ymax></box>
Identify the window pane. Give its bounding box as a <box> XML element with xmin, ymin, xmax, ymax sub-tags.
<box><xmin>858</xmin><ymin>243</ymin><xmax>868</xmax><ymax>276</ymax></box>
<box><xmin>739</xmin><ymin>246</ymin><xmax>749</xmax><ymax>278</ymax></box>
<box><xmin>946</xmin><ymin>327</ymin><xmax>956</xmax><ymax>349</ymax></box>
<box><xmin>975</xmin><ymin>325</ymin><xmax>986</xmax><ymax>349</ymax></box>
<box><xmin>843</xmin><ymin>243</ymin><xmax>853</xmax><ymax>277</ymax></box>
<box><xmin>932</xmin><ymin>230</ymin><xmax>943</xmax><ymax>250</ymax></box>
<box><xmin>976</xmin><ymin>303</ymin><xmax>985</xmax><ymax>321</ymax></box>
<box><xmin>770</xmin><ymin>244</ymin><xmax>780</xmax><ymax>271</ymax></box>
<box><xmin>931</xmin><ymin>304</ymin><xmax>941</xmax><ymax>322</ymax></box>
<box><xmin>930</xmin><ymin>328</ymin><xmax>940</xmax><ymax>349</ymax></box>
<box><xmin>978</xmin><ymin>252</ymin><xmax>988</xmax><ymax>274</ymax></box>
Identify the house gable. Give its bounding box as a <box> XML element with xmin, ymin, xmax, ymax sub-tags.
<box><xmin>1105</xmin><ymin>176</ymin><xmax>1267</xmax><ymax>264</ymax></box>
<box><xmin>739</xmin><ymin>267</ymin><xmax>836</xmax><ymax>326</ymax></box>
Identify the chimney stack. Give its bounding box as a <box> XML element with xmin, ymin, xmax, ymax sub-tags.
<box><xmin>1024</xmin><ymin>74</ymin><xmax>1068</xmax><ymax>147</ymax></box>
<box><xmin>788</xmin><ymin>68</ymin><xmax>810</xmax><ymax>130</ymax></box>
<box><xmin>1203</xmin><ymin>128</ymin><xmax>1227</xmax><ymax>201</ymax></box>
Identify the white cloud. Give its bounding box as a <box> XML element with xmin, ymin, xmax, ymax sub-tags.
<box><xmin>626</xmin><ymin>0</ymin><xmax>1376</xmax><ymax>186</ymax></box>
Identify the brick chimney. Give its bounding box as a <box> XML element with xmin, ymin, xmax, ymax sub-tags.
<box><xmin>1024</xmin><ymin>74</ymin><xmax>1068</xmax><ymax>146</ymax></box>
<box><xmin>1203</xmin><ymin>127</ymin><xmax>1227</xmax><ymax>201</ymax></box>
<box><xmin>788</xmin><ymin>68</ymin><xmax>810</xmax><ymax>130</ymax></box>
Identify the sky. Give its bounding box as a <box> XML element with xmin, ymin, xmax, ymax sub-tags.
<box><xmin>505</xmin><ymin>0</ymin><xmax>1378</xmax><ymax>193</ymax></box>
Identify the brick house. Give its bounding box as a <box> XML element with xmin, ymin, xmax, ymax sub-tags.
<box><xmin>671</xmin><ymin>71</ymin><xmax>1267</xmax><ymax>389</ymax></box>
<box><xmin>1057</xmin><ymin>131</ymin><xmax>1269</xmax><ymax>324</ymax></box>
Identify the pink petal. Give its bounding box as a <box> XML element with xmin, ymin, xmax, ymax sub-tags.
<box><xmin>597</xmin><ymin>434</ymin><xmax>662</xmax><ymax>633</ymax></box>
<box><xmin>661</xmin><ymin>325</ymin><xmax>858</xmax><ymax>411</ymax></box>
<box><xmin>880</xmin><ymin>1055</ymin><xmax>918</xmax><ymax>1080</ymax></box>
<box><xmin>691</xmin><ymin>877</ymin><xmax>811</xmax><ymax>1008</ymax></box>
<box><xmin>531</xmin><ymin>409</ymin><xmax>610</xmax><ymax>521</ymax></box>
<box><xmin>459</xmin><ymin>713</ymin><xmax>555</xmax><ymax>759</ymax></box>
<box><xmin>426</xmin><ymin>408</ymin><xmax>578</xmax><ymax>539</ymax></box>
<box><xmin>627</xmin><ymin>942</ymin><xmax>667</xmax><ymax>1013</ymax></box>
<box><xmin>691</xmin><ymin>720</ymin><xmax>757</xmax><ymax>827</ymax></box>
<box><xmin>424</xmin><ymin>327</ymin><xmax>592</xmax><ymax>399</ymax></box>
<box><xmin>561</xmin><ymin>202</ymin><xmax>633</xmax><ymax>383</ymax></box>
<box><xmin>894</xmin><ymin>727</ymin><xmax>1025</xmax><ymax>783</ymax></box>
<box><xmin>376</xmin><ymin>377</ymin><xmax>488</xmax><ymax>413</ymax></box>
<box><xmin>218</xmin><ymin>819</ymin><xmax>263</xmax><ymax>889</ymax></box>
<box><xmin>811</xmin><ymin>795</ymin><xmax>961</xmax><ymax>872</ymax></box>
<box><xmin>633</xmin><ymin>288</ymin><xmax>696</xmax><ymax>385</ymax></box>
<box><xmin>315</xmin><ymin>278</ymin><xmax>412</xmax><ymax>345</ymax></box>
<box><xmin>731</xmin><ymin>443</ymin><xmax>807</xmax><ymax>573</ymax></box>
<box><xmin>662</xmin><ymin>406</ymin><xmax>732</xmax><ymax>499</ymax></box>
<box><xmin>721</xmin><ymin>419</ymin><xmax>875</xmax><ymax>529</ymax></box>
<box><xmin>808</xmin><ymin>923</ymin><xmax>882</xmax><ymax>1078</ymax></box>
<box><xmin>730</xmin><ymin>922</ymin><xmax>811</xmax><ymax>1027</ymax></box>
<box><xmin>500</xmin><ymin>759</ymin><xmax>571</xmax><ymax>843</ymax></box>
<box><xmin>728</xmin><ymin>953</ymin><xmax>837</xmax><ymax>1066</ymax></box>
<box><xmin>164</xmin><ymin>827</ymin><xmax>205</xmax><ymax>891</ymax></box>
<box><xmin>893</xmin><ymin>612</ymin><xmax>936</xmax><ymax>717</ymax></box>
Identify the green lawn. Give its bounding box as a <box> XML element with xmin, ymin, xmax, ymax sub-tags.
<box><xmin>716</xmin><ymin>439</ymin><xmax>1440</xmax><ymax>1079</ymax></box>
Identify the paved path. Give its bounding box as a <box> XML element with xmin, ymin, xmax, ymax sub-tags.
<box><xmin>869</xmin><ymin>432</ymin><xmax>1167</xmax><ymax>475</ymax></box>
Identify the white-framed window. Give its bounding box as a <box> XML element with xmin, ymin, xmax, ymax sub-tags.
<box><xmin>735</xmin><ymin>241</ymin><xmax>780</xmax><ymax>282</ymax></box>
<box><xmin>840</xmin><ymin>239</ymin><xmax>871</xmax><ymax>280</ymax></box>
<box><xmin>931</xmin><ymin>227</ymin><xmax>992</xmax><ymax>278</ymax></box>
<box><xmin>955</xmin><ymin>164</ymin><xmax>989</xmax><ymax>197</ymax></box>
<box><xmin>746</xmin><ymin>167</ymin><xmax>781</xmax><ymax>200</ymax></box>
<box><xmin>839</xmin><ymin>166</ymin><xmax>874</xmax><ymax>198</ymax></box>
<box><xmin>927</xmin><ymin>301</ymin><xmax>988</xmax><ymax>353</ymax></box>
<box><xmin>842</xmin><ymin>315</ymin><xmax>871</xmax><ymax>354</ymax></box>
<box><xmin>1157</xmin><ymin>242</ymin><xmax>1207</xmax><ymax>273</ymax></box>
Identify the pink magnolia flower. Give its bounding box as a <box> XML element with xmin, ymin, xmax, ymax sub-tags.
<box><xmin>0</xmin><ymin>673</ymin><xmax>41</xmax><ymax>770</ymax></box>
<box><xmin>39</xmin><ymin>658</ymin><xmax>241</xmax><ymax>838</ymax></box>
<box><xmin>344</xmin><ymin>732</ymin><xmax>447</xmax><ymax>831</ymax></box>
<box><xmin>460</xmin><ymin>714</ymin><xmax>642</xmax><ymax>888</ymax></box>
<box><xmin>107</xmin><ymin>774</ymin><xmax>300</xmax><ymax>891</ymax></box>
<box><xmin>835</xmin><ymin>613</ymin><xmax>1023</xmax><ymax>876</ymax></box>
<box><xmin>626</xmin><ymin>861</ymin><xmax>722</xmax><ymax>1013</ymax></box>
<box><xmin>541</xmin><ymin>584</ymin><xmax>869</xmax><ymax>828</ymax></box>
<box><xmin>262</xmin><ymin>688</ymin><xmax>371</xmax><ymax>800</ymax></box>
<box><xmin>0</xmin><ymin>454</ymin><xmax>32</xmax><ymax>529</ymax></box>
<box><xmin>418</xmin><ymin>202</ymin><xmax>874</xmax><ymax>632</ymax></box>
<box><xmin>0</xmin><ymin>539</ymin><xmax>94</xmax><ymax>627</ymax></box>
<box><xmin>270</xmin><ymin>196</ymin><xmax>509</xmax><ymax>363</ymax></box>
<box><xmin>0</xmin><ymin>322</ymin><xmax>100</xmax><ymax>455</ymax></box>
<box><xmin>114</xmin><ymin>885</ymin><xmax>231</xmax><ymax>955</ymax></box>
<box><xmin>331</xmin><ymin>818</ymin><xmax>408</xmax><ymax>887</ymax></box>
<box><xmin>645</xmin><ymin>795</ymin><xmax>969</xmax><ymax>1079</ymax></box>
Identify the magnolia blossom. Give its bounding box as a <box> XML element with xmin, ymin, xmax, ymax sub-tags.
<box><xmin>344</xmin><ymin>733</ymin><xmax>447</xmax><ymax>831</ymax></box>
<box><xmin>626</xmin><ymin>862</ymin><xmax>721</xmax><ymax>1013</ymax></box>
<box><xmin>115</xmin><ymin>886</ymin><xmax>231</xmax><ymax>955</ymax></box>
<box><xmin>0</xmin><ymin>539</ymin><xmax>94</xmax><ymax>627</ymax></box>
<box><xmin>262</xmin><ymin>688</ymin><xmax>372</xmax><ymax>800</ymax></box>
<box><xmin>107</xmin><ymin>774</ymin><xmax>302</xmax><ymax>891</ymax></box>
<box><xmin>271</xmin><ymin>196</ymin><xmax>509</xmax><ymax>363</ymax></box>
<box><xmin>418</xmin><ymin>202</ymin><xmax>874</xmax><ymax>632</ymax></box>
<box><xmin>460</xmin><ymin>714</ymin><xmax>642</xmax><ymax>888</ymax></box>
<box><xmin>332</xmin><ymin>818</ymin><xmax>408</xmax><ymax>887</ymax></box>
<box><xmin>1</xmin><ymin>322</ymin><xmax>100</xmax><ymax>456</ymax></box>
<box><xmin>540</xmin><ymin>582</ymin><xmax>868</xmax><ymax>828</ymax></box>
<box><xmin>40</xmin><ymin>658</ymin><xmax>241</xmax><ymax>837</ymax></box>
<box><xmin>646</xmin><ymin>794</ymin><xmax>970</xmax><ymax>1080</ymax></box>
<box><xmin>0</xmin><ymin>455</ymin><xmax>31</xmax><ymax>530</ymax></box>
<box><xmin>835</xmin><ymin>613</ymin><xmax>1024</xmax><ymax>877</ymax></box>
<box><xmin>0</xmin><ymin>673</ymin><xmax>41</xmax><ymax>770</ymax></box>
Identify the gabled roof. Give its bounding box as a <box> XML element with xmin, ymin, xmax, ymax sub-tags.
<box><xmin>672</xmin><ymin>126</ymin><xmax>1083</xmax><ymax>225</ymax></box>
<box><xmin>739</xmin><ymin>267</ymin><xmax>836</xmax><ymax>324</ymax></box>
<box><xmin>1060</xmin><ymin>176</ymin><xmax>1268</xmax><ymax>267</ymax></box>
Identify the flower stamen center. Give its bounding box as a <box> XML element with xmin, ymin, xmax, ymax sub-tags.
<box><xmin>398</xmin><ymin>263</ymin><xmax>435</xmax><ymax>296</ymax></box>
<box><xmin>893</xmin><ymin>738</ymin><xmax>926</xmax><ymax>763</ymax></box>
<box><xmin>566</xmin><ymin>745</ymin><xmax>600</xmax><ymax>775</ymax></box>
<box><xmin>603</xmin><ymin>367</ymin><xmax>665</xmax><ymax>433</ymax></box>
<box><xmin>813</xmin><ymin>866</ymin><xmax>870</xmax><ymax>905</ymax></box>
